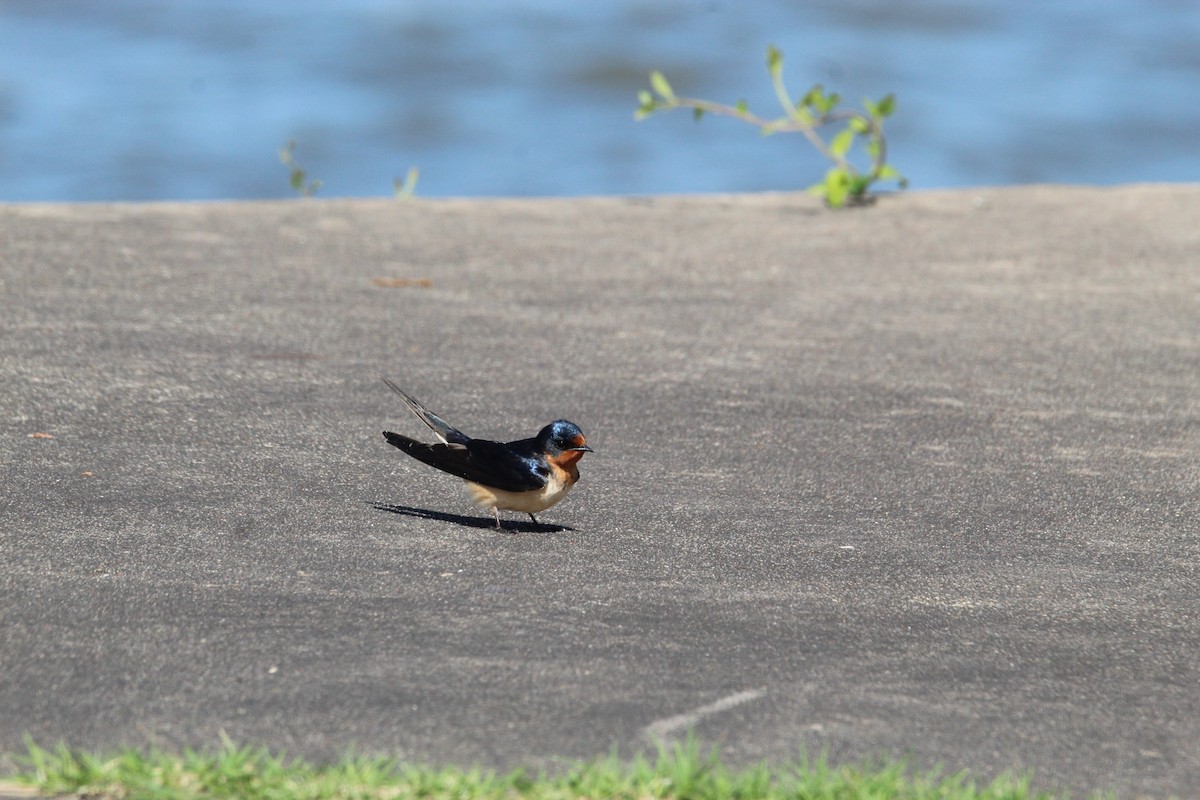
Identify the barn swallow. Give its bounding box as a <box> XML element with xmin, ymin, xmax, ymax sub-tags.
<box><xmin>381</xmin><ymin>379</ymin><xmax>592</xmax><ymax>530</ymax></box>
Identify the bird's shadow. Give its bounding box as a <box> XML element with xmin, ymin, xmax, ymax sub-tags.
<box><xmin>370</xmin><ymin>503</ymin><xmax>571</xmax><ymax>534</ymax></box>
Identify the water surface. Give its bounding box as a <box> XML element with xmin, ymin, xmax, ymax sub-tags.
<box><xmin>1</xmin><ymin>0</ymin><xmax>1197</xmax><ymax>200</ymax></box>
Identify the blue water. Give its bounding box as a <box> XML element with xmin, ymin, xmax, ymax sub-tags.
<box><xmin>1</xmin><ymin>0</ymin><xmax>1198</xmax><ymax>201</ymax></box>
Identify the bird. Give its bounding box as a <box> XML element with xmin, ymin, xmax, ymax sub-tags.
<box><xmin>381</xmin><ymin>379</ymin><xmax>592</xmax><ymax>530</ymax></box>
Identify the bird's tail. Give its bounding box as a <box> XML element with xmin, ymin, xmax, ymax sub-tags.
<box><xmin>383</xmin><ymin>430</ymin><xmax>424</xmax><ymax>454</ymax></box>
<box><xmin>382</xmin><ymin>379</ymin><xmax>469</xmax><ymax>444</ymax></box>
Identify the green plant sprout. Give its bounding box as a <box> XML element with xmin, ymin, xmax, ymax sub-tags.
<box><xmin>636</xmin><ymin>46</ymin><xmax>906</xmax><ymax>207</ymax></box>
<box><xmin>393</xmin><ymin>166</ymin><xmax>420</xmax><ymax>200</ymax></box>
<box><xmin>279</xmin><ymin>140</ymin><xmax>322</xmax><ymax>197</ymax></box>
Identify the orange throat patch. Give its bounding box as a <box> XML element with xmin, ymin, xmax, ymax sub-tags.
<box><xmin>547</xmin><ymin>449</ymin><xmax>585</xmax><ymax>481</ymax></box>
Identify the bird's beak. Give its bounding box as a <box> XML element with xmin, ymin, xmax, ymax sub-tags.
<box><xmin>570</xmin><ymin>445</ymin><xmax>594</xmax><ymax>453</ymax></box>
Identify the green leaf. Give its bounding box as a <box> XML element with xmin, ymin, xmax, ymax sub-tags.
<box><xmin>393</xmin><ymin>166</ymin><xmax>419</xmax><ymax>199</ymax></box>
<box><xmin>823</xmin><ymin>167</ymin><xmax>849</xmax><ymax>208</ymax></box>
<box><xmin>849</xmin><ymin>116</ymin><xmax>870</xmax><ymax>134</ymax></box>
<box><xmin>829</xmin><ymin>128</ymin><xmax>855</xmax><ymax>158</ymax></box>
<box><xmin>847</xmin><ymin>174</ymin><xmax>871</xmax><ymax>197</ymax></box>
<box><xmin>692</xmin><ymin>107</ymin><xmax>705</xmax><ymax>122</ymax></box>
<box><xmin>766</xmin><ymin>45</ymin><xmax>782</xmax><ymax>79</ymax></box>
<box><xmin>875</xmin><ymin>93</ymin><xmax>896</xmax><ymax>117</ymax></box>
<box><xmin>635</xmin><ymin>90</ymin><xmax>658</xmax><ymax>119</ymax></box>
<box><xmin>734</xmin><ymin>99</ymin><xmax>749</xmax><ymax>116</ymax></box>
<box><xmin>801</xmin><ymin>85</ymin><xmax>823</xmax><ymax>108</ymax></box>
<box><xmin>650</xmin><ymin>71</ymin><xmax>675</xmax><ymax>100</ymax></box>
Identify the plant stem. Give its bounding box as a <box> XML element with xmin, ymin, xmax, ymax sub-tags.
<box><xmin>662</xmin><ymin>97</ymin><xmax>886</xmax><ymax>180</ymax></box>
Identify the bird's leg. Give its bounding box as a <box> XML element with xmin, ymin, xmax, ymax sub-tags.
<box><xmin>492</xmin><ymin>507</ymin><xmax>502</xmax><ymax>530</ymax></box>
<box><xmin>528</xmin><ymin>513</ymin><xmax>539</xmax><ymax>526</ymax></box>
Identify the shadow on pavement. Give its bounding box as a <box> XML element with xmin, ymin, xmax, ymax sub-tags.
<box><xmin>369</xmin><ymin>502</ymin><xmax>572</xmax><ymax>533</ymax></box>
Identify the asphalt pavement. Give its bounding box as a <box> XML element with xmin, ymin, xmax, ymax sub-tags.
<box><xmin>2</xmin><ymin>186</ymin><xmax>1198</xmax><ymax>797</ymax></box>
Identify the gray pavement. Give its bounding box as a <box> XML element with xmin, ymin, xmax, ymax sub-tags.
<box><xmin>1</xmin><ymin>186</ymin><xmax>1198</xmax><ymax>797</ymax></box>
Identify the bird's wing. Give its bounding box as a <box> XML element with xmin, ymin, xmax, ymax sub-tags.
<box><xmin>383</xmin><ymin>432</ymin><xmax>548</xmax><ymax>493</ymax></box>
<box><xmin>382</xmin><ymin>379</ymin><xmax>470</xmax><ymax>445</ymax></box>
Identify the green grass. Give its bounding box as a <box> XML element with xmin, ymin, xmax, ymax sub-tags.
<box><xmin>5</xmin><ymin>735</ymin><xmax>1072</xmax><ymax>800</ymax></box>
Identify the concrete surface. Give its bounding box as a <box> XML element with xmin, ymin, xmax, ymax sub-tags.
<box><xmin>1</xmin><ymin>186</ymin><xmax>1197</xmax><ymax>797</ymax></box>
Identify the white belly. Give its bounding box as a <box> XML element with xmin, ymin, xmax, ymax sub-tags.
<box><xmin>465</xmin><ymin>474</ymin><xmax>573</xmax><ymax>514</ymax></box>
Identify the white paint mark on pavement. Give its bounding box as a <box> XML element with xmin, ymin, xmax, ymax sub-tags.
<box><xmin>643</xmin><ymin>688</ymin><xmax>766</xmax><ymax>741</ymax></box>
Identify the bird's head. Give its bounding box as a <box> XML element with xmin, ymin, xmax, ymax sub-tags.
<box><xmin>539</xmin><ymin>420</ymin><xmax>593</xmax><ymax>458</ymax></box>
